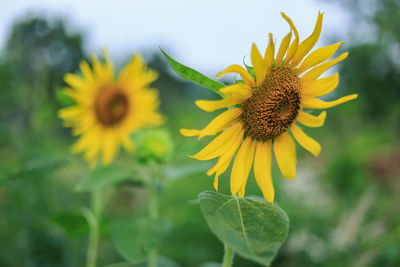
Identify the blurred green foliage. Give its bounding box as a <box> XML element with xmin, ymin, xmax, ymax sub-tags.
<box><xmin>0</xmin><ymin>0</ymin><xmax>400</xmax><ymax>266</ymax></box>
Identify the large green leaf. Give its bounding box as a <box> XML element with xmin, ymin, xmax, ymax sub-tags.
<box><xmin>106</xmin><ymin>256</ymin><xmax>180</xmax><ymax>267</ymax></box>
<box><xmin>199</xmin><ymin>191</ymin><xmax>289</xmax><ymax>265</ymax></box>
<box><xmin>76</xmin><ymin>165</ymin><xmax>133</xmax><ymax>192</ymax></box>
<box><xmin>110</xmin><ymin>217</ymin><xmax>171</xmax><ymax>264</ymax></box>
<box><xmin>161</xmin><ymin>49</ymin><xmax>225</xmax><ymax>97</ymax></box>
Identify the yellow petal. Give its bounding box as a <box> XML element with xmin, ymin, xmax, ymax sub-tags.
<box><xmin>274</xmin><ymin>132</ymin><xmax>297</xmax><ymax>179</ymax></box>
<box><xmin>207</xmin><ymin>128</ymin><xmax>243</xmax><ymax>176</ymax></box>
<box><xmin>297</xmin><ymin>42</ymin><xmax>344</xmax><ymax>74</ymax></box>
<box><xmin>102</xmin><ymin>132</ymin><xmax>119</xmax><ymax>165</ymax></box>
<box><xmin>291</xmin><ymin>12</ymin><xmax>324</xmax><ymax>68</ymax></box>
<box><xmin>207</xmin><ymin>129</ymin><xmax>244</xmax><ymax>191</ymax></box>
<box><xmin>180</xmin><ymin>108</ymin><xmax>242</xmax><ymax>139</ymax></box>
<box><xmin>122</xmin><ymin>135</ymin><xmax>135</xmax><ymax>152</ymax></box>
<box><xmin>301</xmin><ymin>52</ymin><xmax>348</xmax><ymax>82</ymax></box>
<box><xmin>199</xmin><ymin>108</ymin><xmax>242</xmax><ymax>139</ymax></box>
<box><xmin>281</xmin><ymin>12</ymin><xmax>299</xmax><ymax>65</ymax></box>
<box><xmin>264</xmin><ymin>33</ymin><xmax>275</xmax><ymax>73</ymax></box>
<box><xmin>251</xmin><ymin>43</ymin><xmax>268</xmax><ymax>86</ymax></box>
<box><xmin>64</xmin><ymin>73</ymin><xmax>85</xmax><ymax>90</ymax></box>
<box><xmin>217</xmin><ymin>64</ymin><xmax>255</xmax><ymax>87</ymax></box>
<box><xmin>195</xmin><ymin>95</ymin><xmax>247</xmax><ymax>112</ymax></box>
<box><xmin>275</xmin><ymin>31</ymin><xmax>292</xmax><ymax>67</ymax></box>
<box><xmin>302</xmin><ymin>73</ymin><xmax>339</xmax><ymax>97</ymax></box>
<box><xmin>180</xmin><ymin>129</ymin><xmax>201</xmax><ymax>137</ymax></box>
<box><xmin>291</xmin><ymin>124</ymin><xmax>321</xmax><ymax>156</ymax></box>
<box><xmin>191</xmin><ymin>123</ymin><xmax>242</xmax><ymax>160</ymax></box>
<box><xmin>219</xmin><ymin>83</ymin><xmax>252</xmax><ymax>98</ymax></box>
<box><xmin>254</xmin><ymin>141</ymin><xmax>274</xmax><ymax>203</ymax></box>
<box><xmin>58</xmin><ymin>107</ymin><xmax>82</xmax><ymax>120</ymax></box>
<box><xmin>79</xmin><ymin>61</ymin><xmax>95</xmax><ymax>86</ymax></box>
<box><xmin>281</xmin><ymin>13</ymin><xmax>299</xmax><ymax>41</ymax></box>
<box><xmin>230</xmin><ymin>136</ymin><xmax>257</xmax><ymax>196</ymax></box>
<box><xmin>297</xmin><ymin>111</ymin><xmax>327</xmax><ymax>128</ymax></box>
<box><xmin>302</xmin><ymin>94</ymin><xmax>358</xmax><ymax>109</ymax></box>
<box><xmin>213</xmin><ymin>175</ymin><xmax>219</xmax><ymax>191</ymax></box>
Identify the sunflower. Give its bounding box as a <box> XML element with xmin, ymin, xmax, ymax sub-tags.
<box><xmin>59</xmin><ymin>51</ymin><xmax>164</xmax><ymax>166</ymax></box>
<box><xmin>180</xmin><ymin>12</ymin><xmax>358</xmax><ymax>202</ymax></box>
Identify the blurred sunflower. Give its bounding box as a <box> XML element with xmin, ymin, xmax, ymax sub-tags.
<box><xmin>59</xmin><ymin>51</ymin><xmax>164</xmax><ymax>166</ymax></box>
<box><xmin>181</xmin><ymin>12</ymin><xmax>357</xmax><ymax>202</ymax></box>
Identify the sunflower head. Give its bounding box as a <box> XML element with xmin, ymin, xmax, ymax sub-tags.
<box><xmin>59</xmin><ymin>50</ymin><xmax>164</xmax><ymax>167</ymax></box>
<box><xmin>181</xmin><ymin>12</ymin><xmax>358</xmax><ymax>203</ymax></box>
<box><xmin>242</xmin><ymin>66</ymin><xmax>302</xmax><ymax>141</ymax></box>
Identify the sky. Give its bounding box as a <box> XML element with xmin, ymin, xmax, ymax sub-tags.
<box><xmin>0</xmin><ymin>0</ymin><xmax>350</xmax><ymax>75</ymax></box>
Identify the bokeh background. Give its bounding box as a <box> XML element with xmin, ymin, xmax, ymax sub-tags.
<box><xmin>0</xmin><ymin>0</ymin><xmax>399</xmax><ymax>266</ymax></box>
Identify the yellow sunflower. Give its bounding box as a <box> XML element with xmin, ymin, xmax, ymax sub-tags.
<box><xmin>181</xmin><ymin>12</ymin><xmax>358</xmax><ymax>203</ymax></box>
<box><xmin>59</xmin><ymin>51</ymin><xmax>164</xmax><ymax>166</ymax></box>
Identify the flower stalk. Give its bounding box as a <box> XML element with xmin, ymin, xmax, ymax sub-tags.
<box><xmin>83</xmin><ymin>189</ymin><xmax>103</xmax><ymax>267</ymax></box>
<box><xmin>222</xmin><ymin>244</ymin><xmax>234</xmax><ymax>267</ymax></box>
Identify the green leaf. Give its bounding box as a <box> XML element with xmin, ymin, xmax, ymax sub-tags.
<box><xmin>106</xmin><ymin>256</ymin><xmax>180</xmax><ymax>267</ymax></box>
<box><xmin>56</xmin><ymin>87</ymin><xmax>76</xmax><ymax>106</ymax></box>
<box><xmin>51</xmin><ymin>210</ymin><xmax>88</xmax><ymax>239</ymax></box>
<box><xmin>110</xmin><ymin>217</ymin><xmax>171</xmax><ymax>264</ymax></box>
<box><xmin>160</xmin><ymin>49</ymin><xmax>225</xmax><ymax>97</ymax></box>
<box><xmin>105</xmin><ymin>263</ymin><xmax>135</xmax><ymax>267</ymax></box>
<box><xmin>243</xmin><ymin>63</ymin><xmax>256</xmax><ymax>80</ymax></box>
<box><xmin>199</xmin><ymin>191</ymin><xmax>289</xmax><ymax>265</ymax></box>
<box><xmin>76</xmin><ymin>165</ymin><xmax>133</xmax><ymax>192</ymax></box>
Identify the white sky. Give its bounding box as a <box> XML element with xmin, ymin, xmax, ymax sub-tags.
<box><xmin>0</xmin><ymin>0</ymin><xmax>350</xmax><ymax>75</ymax></box>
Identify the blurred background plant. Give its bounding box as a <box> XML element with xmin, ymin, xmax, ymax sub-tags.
<box><xmin>0</xmin><ymin>0</ymin><xmax>399</xmax><ymax>266</ymax></box>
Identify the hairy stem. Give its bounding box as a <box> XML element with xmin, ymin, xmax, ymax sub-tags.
<box><xmin>147</xmin><ymin>171</ymin><xmax>159</xmax><ymax>267</ymax></box>
<box><xmin>84</xmin><ymin>189</ymin><xmax>103</xmax><ymax>267</ymax></box>
<box><xmin>222</xmin><ymin>244</ymin><xmax>234</xmax><ymax>267</ymax></box>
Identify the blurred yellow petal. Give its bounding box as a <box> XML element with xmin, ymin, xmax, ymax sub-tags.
<box><xmin>297</xmin><ymin>42</ymin><xmax>343</xmax><ymax>74</ymax></box>
<box><xmin>217</xmin><ymin>64</ymin><xmax>255</xmax><ymax>87</ymax></box>
<box><xmin>191</xmin><ymin>123</ymin><xmax>242</xmax><ymax>160</ymax></box>
<box><xmin>122</xmin><ymin>135</ymin><xmax>135</xmax><ymax>152</ymax></box>
<box><xmin>291</xmin><ymin>12</ymin><xmax>324</xmax><ymax>68</ymax></box>
<box><xmin>251</xmin><ymin>43</ymin><xmax>267</xmax><ymax>86</ymax></box>
<box><xmin>301</xmin><ymin>52</ymin><xmax>348</xmax><ymax>82</ymax></box>
<box><xmin>275</xmin><ymin>31</ymin><xmax>292</xmax><ymax>67</ymax></box>
<box><xmin>231</xmin><ymin>136</ymin><xmax>256</xmax><ymax>196</ymax></box>
<box><xmin>80</xmin><ymin>61</ymin><xmax>95</xmax><ymax>86</ymax></box>
<box><xmin>58</xmin><ymin>107</ymin><xmax>82</xmax><ymax>120</ymax></box>
<box><xmin>302</xmin><ymin>73</ymin><xmax>339</xmax><ymax>97</ymax></box>
<box><xmin>297</xmin><ymin>111</ymin><xmax>327</xmax><ymax>128</ymax></box>
<box><xmin>101</xmin><ymin>132</ymin><xmax>120</xmax><ymax>165</ymax></box>
<box><xmin>291</xmin><ymin>124</ymin><xmax>321</xmax><ymax>156</ymax></box>
<box><xmin>264</xmin><ymin>33</ymin><xmax>275</xmax><ymax>73</ymax></box>
<box><xmin>254</xmin><ymin>140</ymin><xmax>274</xmax><ymax>203</ymax></box>
<box><xmin>195</xmin><ymin>95</ymin><xmax>247</xmax><ymax>112</ymax></box>
<box><xmin>64</xmin><ymin>74</ymin><xmax>85</xmax><ymax>90</ymax></box>
<box><xmin>180</xmin><ymin>129</ymin><xmax>201</xmax><ymax>137</ymax></box>
<box><xmin>281</xmin><ymin>12</ymin><xmax>299</xmax><ymax>65</ymax></box>
<box><xmin>274</xmin><ymin>132</ymin><xmax>296</xmax><ymax>179</ymax></box>
<box><xmin>302</xmin><ymin>94</ymin><xmax>358</xmax><ymax>109</ymax></box>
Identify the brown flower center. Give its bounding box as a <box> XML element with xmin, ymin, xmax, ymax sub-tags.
<box><xmin>95</xmin><ymin>88</ymin><xmax>129</xmax><ymax>126</ymax></box>
<box><xmin>241</xmin><ymin>67</ymin><xmax>301</xmax><ymax>141</ymax></box>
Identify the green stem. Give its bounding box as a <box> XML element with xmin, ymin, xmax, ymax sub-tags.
<box><xmin>147</xmin><ymin>173</ymin><xmax>159</xmax><ymax>267</ymax></box>
<box><xmin>84</xmin><ymin>189</ymin><xmax>103</xmax><ymax>267</ymax></box>
<box><xmin>222</xmin><ymin>244</ymin><xmax>234</xmax><ymax>267</ymax></box>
